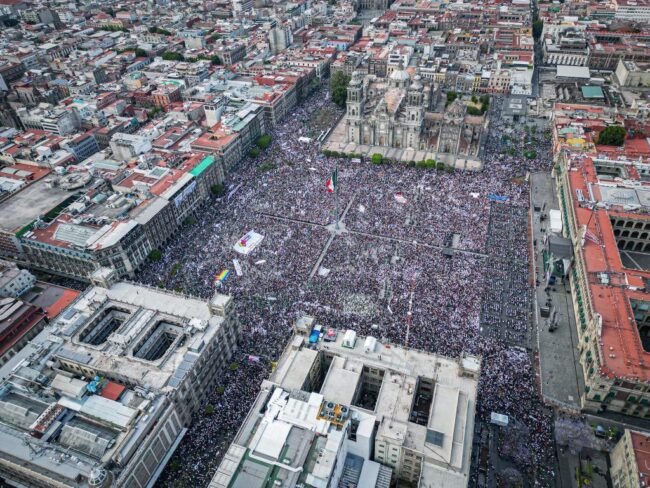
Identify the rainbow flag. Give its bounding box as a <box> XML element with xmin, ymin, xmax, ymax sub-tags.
<box><xmin>215</xmin><ymin>269</ymin><xmax>230</xmax><ymax>283</ymax></box>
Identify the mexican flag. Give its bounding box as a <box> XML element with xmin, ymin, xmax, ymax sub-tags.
<box><xmin>326</xmin><ymin>169</ymin><xmax>337</xmax><ymax>193</ymax></box>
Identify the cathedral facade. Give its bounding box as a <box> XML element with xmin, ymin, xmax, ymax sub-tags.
<box><xmin>343</xmin><ymin>69</ymin><xmax>485</xmax><ymax>161</ymax></box>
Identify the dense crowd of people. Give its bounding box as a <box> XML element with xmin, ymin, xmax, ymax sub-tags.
<box><xmin>147</xmin><ymin>87</ymin><xmax>557</xmax><ymax>487</ymax></box>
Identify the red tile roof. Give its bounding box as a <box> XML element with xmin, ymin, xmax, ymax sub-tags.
<box><xmin>631</xmin><ymin>431</ymin><xmax>650</xmax><ymax>484</ymax></box>
<box><xmin>567</xmin><ymin>156</ymin><xmax>650</xmax><ymax>381</ymax></box>
<box><xmin>101</xmin><ymin>381</ymin><xmax>126</xmax><ymax>401</ymax></box>
<box><xmin>43</xmin><ymin>288</ymin><xmax>80</xmax><ymax>319</ymax></box>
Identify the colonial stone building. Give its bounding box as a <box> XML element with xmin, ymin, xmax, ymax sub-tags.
<box><xmin>343</xmin><ymin>69</ymin><xmax>485</xmax><ymax>162</ymax></box>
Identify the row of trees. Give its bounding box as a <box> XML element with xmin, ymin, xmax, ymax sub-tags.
<box><xmin>149</xmin><ymin>25</ymin><xmax>172</xmax><ymax>36</ymax></box>
<box><xmin>161</xmin><ymin>51</ymin><xmax>222</xmax><ymax>65</ymax></box>
<box><xmin>100</xmin><ymin>25</ymin><xmax>128</xmax><ymax>32</ymax></box>
<box><xmin>371</xmin><ymin>153</ymin><xmax>454</xmax><ymax>171</ymax></box>
<box><xmin>118</xmin><ymin>47</ymin><xmax>148</xmax><ymax>57</ymax></box>
<box><xmin>321</xmin><ymin>151</ymin><xmax>454</xmax><ymax>171</ymax></box>
<box><xmin>249</xmin><ymin>134</ymin><xmax>273</xmax><ymax>158</ymax></box>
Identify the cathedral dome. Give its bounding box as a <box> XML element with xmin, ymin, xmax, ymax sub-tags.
<box><xmin>390</xmin><ymin>69</ymin><xmax>410</xmax><ymax>83</ymax></box>
<box><xmin>410</xmin><ymin>75</ymin><xmax>423</xmax><ymax>90</ymax></box>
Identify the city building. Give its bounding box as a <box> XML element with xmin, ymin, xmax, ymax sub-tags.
<box><xmin>0</xmin><ymin>259</ymin><xmax>35</xmax><ymax>297</ymax></box>
<box><xmin>210</xmin><ymin>319</ymin><xmax>480</xmax><ymax>488</ymax></box>
<box><xmin>610</xmin><ymin>429</ymin><xmax>650</xmax><ymax>488</ymax></box>
<box><xmin>192</xmin><ymin>99</ymin><xmax>266</xmax><ymax>170</ymax></box>
<box><xmin>614</xmin><ymin>60</ymin><xmax>650</xmax><ymax>88</ymax></box>
<box><xmin>16</xmin><ymin>104</ymin><xmax>81</xmax><ymax>136</ymax></box>
<box><xmin>325</xmin><ymin>70</ymin><xmax>487</xmax><ymax>169</ymax></box>
<box><xmin>554</xmin><ymin>107</ymin><xmax>650</xmax><ymax>415</ymax></box>
<box><xmin>61</xmin><ymin>132</ymin><xmax>100</xmax><ymax>163</ymax></box>
<box><xmin>232</xmin><ymin>0</ymin><xmax>252</xmax><ymax>16</ymax></box>
<box><xmin>109</xmin><ymin>133</ymin><xmax>153</xmax><ymax>161</ymax></box>
<box><xmin>614</xmin><ymin>0</ymin><xmax>650</xmax><ymax>21</ymax></box>
<box><xmin>0</xmin><ymin>296</ymin><xmax>46</xmax><ymax>366</ymax></box>
<box><xmin>0</xmin><ymin>274</ymin><xmax>239</xmax><ymax>488</ymax></box>
<box><xmin>269</xmin><ymin>24</ymin><xmax>294</xmax><ymax>55</ymax></box>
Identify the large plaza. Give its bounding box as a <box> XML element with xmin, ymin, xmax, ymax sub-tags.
<box><xmin>139</xmin><ymin>88</ymin><xmax>557</xmax><ymax>488</ymax></box>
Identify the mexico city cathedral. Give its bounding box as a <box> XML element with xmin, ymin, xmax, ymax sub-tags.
<box><xmin>343</xmin><ymin>68</ymin><xmax>486</xmax><ymax>162</ymax></box>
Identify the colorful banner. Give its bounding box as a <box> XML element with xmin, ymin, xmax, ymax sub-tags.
<box><xmin>233</xmin><ymin>231</ymin><xmax>264</xmax><ymax>255</ymax></box>
<box><xmin>488</xmin><ymin>194</ymin><xmax>509</xmax><ymax>202</ymax></box>
<box><xmin>215</xmin><ymin>269</ymin><xmax>230</xmax><ymax>283</ymax></box>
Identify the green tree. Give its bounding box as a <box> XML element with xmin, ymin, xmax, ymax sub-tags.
<box><xmin>371</xmin><ymin>153</ymin><xmax>383</xmax><ymax>165</ymax></box>
<box><xmin>4</xmin><ymin>18</ymin><xmax>19</xmax><ymax>27</ymax></box>
<box><xmin>467</xmin><ymin>106</ymin><xmax>482</xmax><ymax>116</ymax></box>
<box><xmin>436</xmin><ymin>162</ymin><xmax>445</xmax><ymax>171</ymax></box>
<box><xmin>259</xmin><ymin>162</ymin><xmax>275</xmax><ymax>172</ymax></box>
<box><xmin>211</xmin><ymin>184</ymin><xmax>225</xmax><ymax>197</ymax></box>
<box><xmin>204</xmin><ymin>404</ymin><xmax>215</xmax><ymax>415</ymax></box>
<box><xmin>445</xmin><ymin>91</ymin><xmax>458</xmax><ymax>107</ymax></box>
<box><xmin>330</xmin><ymin>71</ymin><xmax>351</xmax><ymax>108</ymax></box>
<box><xmin>148</xmin><ymin>249</ymin><xmax>162</xmax><ymax>261</ymax></box>
<box><xmin>256</xmin><ymin>134</ymin><xmax>272</xmax><ymax>149</ymax></box>
<box><xmin>101</xmin><ymin>25</ymin><xmax>128</xmax><ymax>32</ymax></box>
<box><xmin>169</xmin><ymin>459</ymin><xmax>181</xmax><ymax>472</ymax></box>
<box><xmin>533</xmin><ymin>20</ymin><xmax>544</xmax><ymax>40</ymax></box>
<box><xmin>149</xmin><ymin>26</ymin><xmax>172</xmax><ymax>36</ymax></box>
<box><xmin>210</xmin><ymin>55</ymin><xmax>222</xmax><ymax>65</ymax></box>
<box><xmin>162</xmin><ymin>51</ymin><xmax>183</xmax><ymax>61</ymax></box>
<box><xmin>249</xmin><ymin>147</ymin><xmax>260</xmax><ymax>158</ymax></box>
<box><xmin>147</xmin><ymin>106</ymin><xmax>162</xmax><ymax>118</ymax></box>
<box><xmin>598</xmin><ymin>126</ymin><xmax>626</xmax><ymax>146</ymax></box>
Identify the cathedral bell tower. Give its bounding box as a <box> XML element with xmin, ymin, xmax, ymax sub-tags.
<box><xmin>346</xmin><ymin>71</ymin><xmax>364</xmax><ymax>144</ymax></box>
<box><xmin>405</xmin><ymin>75</ymin><xmax>424</xmax><ymax>149</ymax></box>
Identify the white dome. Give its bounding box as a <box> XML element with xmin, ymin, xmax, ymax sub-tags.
<box><xmin>410</xmin><ymin>75</ymin><xmax>423</xmax><ymax>90</ymax></box>
<box><xmin>390</xmin><ymin>69</ymin><xmax>410</xmax><ymax>82</ymax></box>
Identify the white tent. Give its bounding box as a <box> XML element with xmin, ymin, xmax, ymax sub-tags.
<box><xmin>549</xmin><ymin>209</ymin><xmax>562</xmax><ymax>233</ymax></box>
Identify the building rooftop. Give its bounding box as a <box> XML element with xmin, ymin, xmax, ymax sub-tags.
<box><xmin>0</xmin><ymin>176</ymin><xmax>73</xmax><ymax>233</ymax></box>
<box><xmin>212</xmin><ymin>328</ymin><xmax>479</xmax><ymax>488</ymax></box>
<box><xmin>564</xmin><ymin>153</ymin><xmax>650</xmax><ymax>381</ymax></box>
<box><xmin>631</xmin><ymin>430</ymin><xmax>650</xmax><ymax>485</ymax></box>
<box><xmin>0</xmin><ymin>281</ymin><xmax>233</xmax><ymax>486</ymax></box>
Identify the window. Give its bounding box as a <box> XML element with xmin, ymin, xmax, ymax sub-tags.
<box><xmin>426</xmin><ymin>429</ymin><xmax>445</xmax><ymax>447</ymax></box>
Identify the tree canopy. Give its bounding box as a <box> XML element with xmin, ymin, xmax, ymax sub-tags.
<box><xmin>598</xmin><ymin>126</ymin><xmax>626</xmax><ymax>146</ymax></box>
<box><xmin>162</xmin><ymin>51</ymin><xmax>184</xmax><ymax>61</ymax></box>
<box><xmin>371</xmin><ymin>153</ymin><xmax>383</xmax><ymax>165</ymax></box>
<box><xmin>533</xmin><ymin>20</ymin><xmax>544</xmax><ymax>40</ymax></box>
<box><xmin>330</xmin><ymin>71</ymin><xmax>351</xmax><ymax>108</ymax></box>
<box><xmin>149</xmin><ymin>26</ymin><xmax>172</xmax><ymax>36</ymax></box>
<box><xmin>256</xmin><ymin>134</ymin><xmax>273</xmax><ymax>150</ymax></box>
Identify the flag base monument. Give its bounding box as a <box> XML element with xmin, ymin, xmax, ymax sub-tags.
<box><xmin>325</xmin><ymin>164</ymin><xmax>340</xmax><ymax>230</ymax></box>
<box><xmin>325</xmin><ymin>220</ymin><xmax>347</xmax><ymax>235</ymax></box>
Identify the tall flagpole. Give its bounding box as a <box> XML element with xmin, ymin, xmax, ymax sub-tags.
<box><xmin>335</xmin><ymin>157</ymin><xmax>340</xmax><ymax>230</ymax></box>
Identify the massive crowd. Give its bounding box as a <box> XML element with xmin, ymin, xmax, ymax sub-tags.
<box><xmin>148</xmin><ymin>87</ymin><xmax>557</xmax><ymax>487</ymax></box>
<box><xmin>480</xmin><ymin>203</ymin><xmax>532</xmax><ymax>346</ymax></box>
